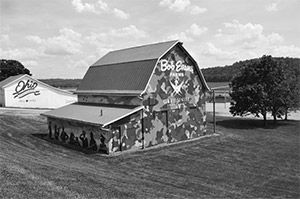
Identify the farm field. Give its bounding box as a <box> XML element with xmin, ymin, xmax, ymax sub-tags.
<box><xmin>0</xmin><ymin>108</ymin><xmax>299</xmax><ymax>198</ymax></box>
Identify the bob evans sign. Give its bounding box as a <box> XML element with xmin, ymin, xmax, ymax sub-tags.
<box><xmin>160</xmin><ymin>59</ymin><xmax>194</xmax><ymax>74</ymax></box>
<box><xmin>13</xmin><ymin>79</ymin><xmax>40</xmax><ymax>99</ymax></box>
<box><xmin>159</xmin><ymin>59</ymin><xmax>194</xmax><ymax>98</ymax></box>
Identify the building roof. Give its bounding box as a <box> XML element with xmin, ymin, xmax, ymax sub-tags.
<box><xmin>41</xmin><ymin>103</ymin><xmax>143</xmax><ymax>127</ymax></box>
<box><xmin>91</xmin><ymin>40</ymin><xmax>179</xmax><ymax>66</ymax></box>
<box><xmin>76</xmin><ymin>40</ymin><xmax>179</xmax><ymax>95</ymax></box>
<box><xmin>76</xmin><ymin>59</ymin><xmax>157</xmax><ymax>95</ymax></box>
<box><xmin>0</xmin><ymin>74</ymin><xmax>24</xmax><ymax>88</ymax></box>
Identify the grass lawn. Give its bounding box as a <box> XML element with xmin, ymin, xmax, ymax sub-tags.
<box><xmin>0</xmin><ymin>112</ymin><xmax>299</xmax><ymax>198</ymax></box>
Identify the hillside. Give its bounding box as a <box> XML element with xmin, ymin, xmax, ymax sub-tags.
<box><xmin>202</xmin><ymin>57</ymin><xmax>300</xmax><ymax>82</ymax></box>
<box><xmin>0</xmin><ymin>109</ymin><xmax>299</xmax><ymax>198</ymax></box>
<box><xmin>38</xmin><ymin>78</ymin><xmax>81</xmax><ymax>89</ymax></box>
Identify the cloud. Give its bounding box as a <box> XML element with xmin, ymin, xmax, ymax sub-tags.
<box><xmin>159</xmin><ymin>0</ymin><xmax>207</xmax><ymax>14</ymax></box>
<box><xmin>113</xmin><ymin>8</ymin><xmax>129</xmax><ymax>19</ymax></box>
<box><xmin>168</xmin><ymin>32</ymin><xmax>193</xmax><ymax>43</ymax></box>
<box><xmin>190</xmin><ymin>6</ymin><xmax>207</xmax><ymax>14</ymax></box>
<box><xmin>71</xmin><ymin>0</ymin><xmax>129</xmax><ymax>19</ymax></box>
<box><xmin>189</xmin><ymin>24</ymin><xmax>208</xmax><ymax>36</ymax></box>
<box><xmin>26</xmin><ymin>28</ymin><xmax>83</xmax><ymax>56</ymax></box>
<box><xmin>270</xmin><ymin>45</ymin><xmax>300</xmax><ymax>57</ymax></box>
<box><xmin>0</xmin><ymin>47</ymin><xmax>42</xmax><ymax>70</ymax></box>
<box><xmin>266</xmin><ymin>2</ymin><xmax>278</xmax><ymax>12</ymax></box>
<box><xmin>85</xmin><ymin>25</ymin><xmax>147</xmax><ymax>46</ymax></box>
<box><xmin>167</xmin><ymin>23</ymin><xmax>207</xmax><ymax>42</ymax></box>
<box><xmin>159</xmin><ymin>0</ymin><xmax>190</xmax><ymax>12</ymax></box>
<box><xmin>0</xmin><ymin>47</ymin><xmax>42</xmax><ymax>60</ymax></box>
<box><xmin>0</xmin><ymin>34</ymin><xmax>10</xmax><ymax>45</ymax></box>
<box><xmin>202</xmin><ymin>42</ymin><xmax>239</xmax><ymax>60</ymax></box>
<box><xmin>215</xmin><ymin>20</ymin><xmax>285</xmax><ymax>49</ymax></box>
<box><xmin>207</xmin><ymin>20</ymin><xmax>299</xmax><ymax>62</ymax></box>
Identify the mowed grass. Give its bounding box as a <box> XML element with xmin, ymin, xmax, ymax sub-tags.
<box><xmin>0</xmin><ymin>112</ymin><xmax>299</xmax><ymax>198</ymax></box>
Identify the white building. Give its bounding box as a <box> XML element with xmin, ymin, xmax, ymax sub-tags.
<box><xmin>0</xmin><ymin>74</ymin><xmax>77</xmax><ymax>109</ymax></box>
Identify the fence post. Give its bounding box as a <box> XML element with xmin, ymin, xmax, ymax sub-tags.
<box><xmin>213</xmin><ymin>90</ymin><xmax>216</xmax><ymax>134</ymax></box>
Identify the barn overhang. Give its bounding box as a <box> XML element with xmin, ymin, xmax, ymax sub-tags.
<box><xmin>41</xmin><ymin>103</ymin><xmax>144</xmax><ymax>127</ymax></box>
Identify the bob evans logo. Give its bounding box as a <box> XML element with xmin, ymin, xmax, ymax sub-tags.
<box><xmin>160</xmin><ymin>59</ymin><xmax>194</xmax><ymax>74</ymax></box>
<box><xmin>13</xmin><ymin>79</ymin><xmax>40</xmax><ymax>99</ymax></box>
<box><xmin>159</xmin><ymin>59</ymin><xmax>194</xmax><ymax>97</ymax></box>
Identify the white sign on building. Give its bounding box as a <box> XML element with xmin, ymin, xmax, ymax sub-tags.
<box><xmin>0</xmin><ymin>74</ymin><xmax>77</xmax><ymax>109</ymax></box>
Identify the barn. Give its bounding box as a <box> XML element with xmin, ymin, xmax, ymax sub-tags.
<box><xmin>42</xmin><ymin>40</ymin><xmax>210</xmax><ymax>154</ymax></box>
<box><xmin>0</xmin><ymin>74</ymin><xmax>77</xmax><ymax>109</ymax></box>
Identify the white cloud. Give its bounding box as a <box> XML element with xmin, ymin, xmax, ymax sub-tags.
<box><xmin>71</xmin><ymin>0</ymin><xmax>99</xmax><ymax>13</ymax></box>
<box><xmin>167</xmin><ymin>23</ymin><xmax>207</xmax><ymax>42</ymax></box>
<box><xmin>71</xmin><ymin>0</ymin><xmax>129</xmax><ymax>19</ymax></box>
<box><xmin>0</xmin><ymin>47</ymin><xmax>42</xmax><ymax>70</ymax></box>
<box><xmin>190</xmin><ymin>6</ymin><xmax>207</xmax><ymax>15</ymax></box>
<box><xmin>113</xmin><ymin>8</ymin><xmax>130</xmax><ymax>19</ymax></box>
<box><xmin>202</xmin><ymin>42</ymin><xmax>239</xmax><ymax>60</ymax></box>
<box><xmin>70</xmin><ymin>55</ymin><xmax>96</xmax><ymax>69</ymax></box>
<box><xmin>85</xmin><ymin>25</ymin><xmax>147</xmax><ymax>46</ymax></box>
<box><xmin>0</xmin><ymin>47</ymin><xmax>42</xmax><ymax>60</ymax></box>
<box><xmin>266</xmin><ymin>2</ymin><xmax>278</xmax><ymax>12</ymax></box>
<box><xmin>189</xmin><ymin>24</ymin><xmax>208</xmax><ymax>36</ymax></box>
<box><xmin>215</xmin><ymin>20</ymin><xmax>285</xmax><ymax>49</ymax></box>
<box><xmin>208</xmin><ymin>20</ymin><xmax>299</xmax><ymax>62</ymax></box>
<box><xmin>109</xmin><ymin>25</ymin><xmax>147</xmax><ymax>39</ymax></box>
<box><xmin>0</xmin><ymin>34</ymin><xmax>10</xmax><ymax>45</ymax></box>
<box><xmin>159</xmin><ymin>0</ymin><xmax>191</xmax><ymax>12</ymax></box>
<box><xmin>26</xmin><ymin>28</ymin><xmax>83</xmax><ymax>56</ymax></box>
<box><xmin>22</xmin><ymin>60</ymin><xmax>38</xmax><ymax>68</ymax></box>
<box><xmin>270</xmin><ymin>45</ymin><xmax>300</xmax><ymax>57</ymax></box>
<box><xmin>168</xmin><ymin>32</ymin><xmax>193</xmax><ymax>43</ymax></box>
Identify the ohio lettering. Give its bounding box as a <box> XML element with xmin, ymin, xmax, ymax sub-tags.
<box><xmin>13</xmin><ymin>80</ymin><xmax>40</xmax><ymax>99</ymax></box>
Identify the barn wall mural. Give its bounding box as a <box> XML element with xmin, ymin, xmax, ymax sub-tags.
<box><xmin>141</xmin><ymin>46</ymin><xmax>207</xmax><ymax>148</ymax></box>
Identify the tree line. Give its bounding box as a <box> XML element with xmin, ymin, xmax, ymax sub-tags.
<box><xmin>202</xmin><ymin>57</ymin><xmax>300</xmax><ymax>82</ymax></box>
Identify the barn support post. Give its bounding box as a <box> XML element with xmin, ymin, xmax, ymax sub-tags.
<box><xmin>213</xmin><ymin>90</ymin><xmax>216</xmax><ymax>134</ymax></box>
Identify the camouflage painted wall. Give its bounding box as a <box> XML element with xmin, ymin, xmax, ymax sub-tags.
<box><xmin>141</xmin><ymin>45</ymin><xmax>207</xmax><ymax>148</ymax></box>
<box><xmin>109</xmin><ymin>110</ymin><xmax>143</xmax><ymax>153</ymax></box>
<box><xmin>47</xmin><ymin>117</ymin><xmax>110</xmax><ymax>154</ymax></box>
<box><xmin>78</xmin><ymin>95</ymin><xmax>141</xmax><ymax>106</ymax></box>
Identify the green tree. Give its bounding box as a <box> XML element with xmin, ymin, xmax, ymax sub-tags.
<box><xmin>229</xmin><ymin>55</ymin><xmax>288</xmax><ymax>126</ymax></box>
<box><xmin>0</xmin><ymin>59</ymin><xmax>31</xmax><ymax>81</ymax></box>
<box><xmin>279</xmin><ymin>58</ymin><xmax>300</xmax><ymax>120</ymax></box>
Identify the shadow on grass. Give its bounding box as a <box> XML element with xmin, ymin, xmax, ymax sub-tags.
<box><xmin>209</xmin><ymin>117</ymin><xmax>294</xmax><ymax>130</ymax></box>
<box><xmin>32</xmin><ymin>133</ymin><xmax>108</xmax><ymax>155</ymax></box>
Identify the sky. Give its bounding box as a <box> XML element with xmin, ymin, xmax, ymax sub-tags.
<box><xmin>1</xmin><ymin>0</ymin><xmax>299</xmax><ymax>79</ymax></box>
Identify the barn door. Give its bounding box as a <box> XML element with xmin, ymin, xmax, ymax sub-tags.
<box><xmin>154</xmin><ymin>110</ymin><xmax>168</xmax><ymax>144</ymax></box>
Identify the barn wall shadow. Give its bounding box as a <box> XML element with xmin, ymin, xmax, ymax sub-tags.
<box><xmin>32</xmin><ymin>133</ymin><xmax>108</xmax><ymax>155</ymax></box>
